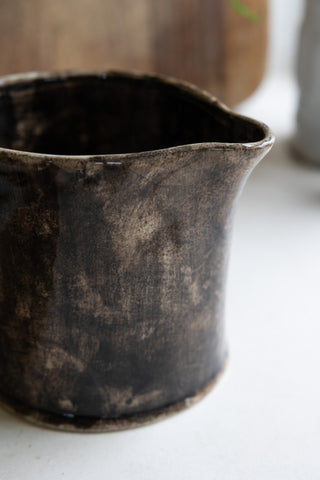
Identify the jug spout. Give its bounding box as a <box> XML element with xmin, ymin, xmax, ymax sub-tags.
<box><xmin>200</xmin><ymin>107</ymin><xmax>275</xmax><ymax>210</ymax></box>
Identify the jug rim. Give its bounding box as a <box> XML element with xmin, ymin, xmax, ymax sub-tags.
<box><xmin>0</xmin><ymin>70</ymin><xmax>274</xmax><ymax>166</ymax></box>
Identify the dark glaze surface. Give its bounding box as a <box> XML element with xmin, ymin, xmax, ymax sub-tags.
<box><xmin>0</xmin><ymin>72</ymin><xmax>273</xmax><ymax>427</ymax></box>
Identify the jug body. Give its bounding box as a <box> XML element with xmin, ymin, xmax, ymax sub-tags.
<box><xmin>0</xmin><ymin>71</ymin><xmax>273</xmax><ymax>431</ymax></box>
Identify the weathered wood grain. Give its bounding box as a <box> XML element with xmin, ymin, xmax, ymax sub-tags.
<box><xmin>0</xmin><ymin>0</ymin><xmax>268</xmax><ymax>105</ymax></box>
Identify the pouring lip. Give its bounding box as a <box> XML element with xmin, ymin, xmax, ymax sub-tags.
<box><xmin>0</xmin><ymin>69</ymin><xmax>275</xmax><ymax>166</ymax></box>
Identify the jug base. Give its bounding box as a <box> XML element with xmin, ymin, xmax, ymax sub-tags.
<box><xmin>0</xmin><ymin>365</ymin><xmax>226</xmax><ymax>433</ymax></box>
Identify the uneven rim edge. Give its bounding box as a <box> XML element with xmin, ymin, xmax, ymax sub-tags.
<box><xmin>0</xmin><ymin>69</ymin><xmax>275</xmax><ymax>164</ymax></box>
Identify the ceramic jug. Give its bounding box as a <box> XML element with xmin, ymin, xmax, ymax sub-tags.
<box><xmin>0</xmin><ymin>71</ymin><xmax>273</xmax><ymax>432</ymax></box>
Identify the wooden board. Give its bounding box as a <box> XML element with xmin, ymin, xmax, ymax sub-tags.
<box><xmin>0</xmin><ymin>0</ymin><xmax>268</xmax><ymax>105</ymax></box>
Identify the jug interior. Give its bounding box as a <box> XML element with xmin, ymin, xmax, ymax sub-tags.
<box><xmin>0</xmin><ymin>74</ymin><xmax>266</xmax><ymax>155</ymax></box>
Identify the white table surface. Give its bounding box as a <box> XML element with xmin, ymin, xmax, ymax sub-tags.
<box><xmin>1</xmin><ymin>73</ymin><xmax>320</xmax><ymax>480</ymax></box>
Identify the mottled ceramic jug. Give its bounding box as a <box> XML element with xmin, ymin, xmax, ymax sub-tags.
<box><xmin>0</xmin><ymin>71</ymin><xmax>273</xmax><ymax>432</ymax></box>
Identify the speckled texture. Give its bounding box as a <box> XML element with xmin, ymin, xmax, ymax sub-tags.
<box><xmin>0</xmin><ymin>71</ymin><xmax>274</xmax><ymax>431</ymax></box>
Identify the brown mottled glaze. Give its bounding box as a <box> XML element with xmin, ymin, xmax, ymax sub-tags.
<box><xmin>0</xmin><ymin>71</ymin><xmax>274</xmax><ymax>432</ymax></box>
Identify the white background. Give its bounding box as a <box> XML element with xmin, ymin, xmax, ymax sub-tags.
<box><xmin>2</xmin><ymin>1</ymin><xmax>320</xmax><ymax>479</ymax></box>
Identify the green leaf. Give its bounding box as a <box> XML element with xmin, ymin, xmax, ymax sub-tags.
<box><xmin>229</xmin><ymin>0</ymin><xmax>262</xmax><ymax>24</ymax></box>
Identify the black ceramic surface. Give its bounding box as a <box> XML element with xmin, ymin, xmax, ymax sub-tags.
<box><xmin>0</xmin><ymin>71</ymin><xmax>274</xmax><ymax>431</ymax></box>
